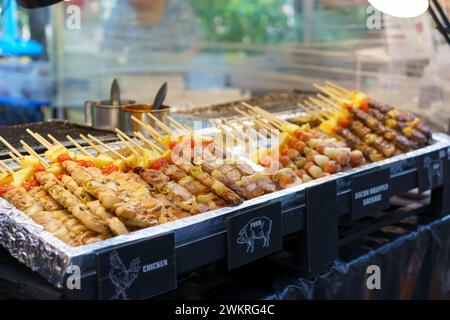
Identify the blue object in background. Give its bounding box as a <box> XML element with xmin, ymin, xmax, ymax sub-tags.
<box><xmin>0</xmin><ymin>0</ymin><xmax>44</xmax><ymax>56</ymax></box>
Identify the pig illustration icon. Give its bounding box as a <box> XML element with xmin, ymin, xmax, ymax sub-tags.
<box><xmin>236</xmin><ymin>217</ymin><xmax>272</xmax><ymax>253</ymax></box>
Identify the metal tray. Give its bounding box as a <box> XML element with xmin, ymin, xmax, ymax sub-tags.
<box><xmin>1</xmin><ymin>132</ymin><xmax>449</xmax><ymax>291</ymax></box>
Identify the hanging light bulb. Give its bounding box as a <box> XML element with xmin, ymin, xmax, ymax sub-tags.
<box><xmin>368</xmin><ymin>0</ymin><xmax>429</xmax><ymax>18</ymax></box>
<box><xmin>16</xmin><ymin>0</ymin><xmax>64</xmax><ymax>8</ymax></box>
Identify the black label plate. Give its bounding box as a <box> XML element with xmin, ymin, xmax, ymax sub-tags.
<box><xmin>418</xmin><ymin>151</ymin><xmax>444</xmax><ymax>193</ymax></box>
<box><xmin>351</xmin><ymin>168</ymin><xmax>390</xmax><ymax>220</ymax></box>
<box><xmin>96</xmin><ymin>232</ymin><xmax>176</xmax><ymax>300</ymax></box>
<box><xmin>227</xmin><ymin>201</ymin><xmax>282</xmax><ymax>270</ymax></box>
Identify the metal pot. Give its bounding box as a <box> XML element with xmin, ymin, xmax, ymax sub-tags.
<box><xmin>84</xmin><ymin>99</ymin><xmax>136</xmax><ymax>130</ymax></box>
<box><xmin>120</xmin><ymin>103</ymin><xmax>170</xmax><ymax>134</ymax></box>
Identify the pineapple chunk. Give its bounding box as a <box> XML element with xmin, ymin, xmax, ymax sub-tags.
<box><xmin>11</xmin><ymin>168</ymin><xmax>34</xmax><ymax>187</ymax></box>
<box><xmin>44</xmin><ymin>145</ymin><xmax>68</xmax><ymax>162</ymax></box>
<box><xmin>46</xmin><ymin>163</ymin><xmax>63</xmax><ymax>176</ymax></box>
<box><xmin>160</xmin><ymin>135</ymin><xmax>173</xmax><ymax>148</ymax></box>
<box><xmin>19</xmin><ymin>156</ymin><xmax>40</xmax><ymax>169</ymax></box>
<box><xmin>93</xmin><ymin>154</ymin><xmax>114</xmax><ymax>168</ymax></box>
<box><xmin>0</xmin><ymin>173</ymin><xmax>13</xmax><ymax>185</ymax></box>
<box><xmin>112</xmin><ymin>159</ymin><xmax>126</xmax><ymax>171</ymax></box>
<box><xmin>280</xmin><ymin>123</ymin><xmax>300</xmax><ymax>136</ymax></box>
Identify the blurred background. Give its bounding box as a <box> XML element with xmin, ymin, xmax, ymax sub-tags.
<box><xmin>0</xmin><ymin>0</ymin><xmax>449</xmax><ymax>129</ymax></box>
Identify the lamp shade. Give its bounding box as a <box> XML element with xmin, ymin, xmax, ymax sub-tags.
<box><xmin>16</xmin><ymin>0</ymin><xmax>63</xmax><ymax>8</ymax></box>
<box><xmin>368</xmin><ymin>0</ymin><xmax>429</xmax><ymax>18</ymax></box>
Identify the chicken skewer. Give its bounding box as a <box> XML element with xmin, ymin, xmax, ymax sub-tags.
<box><xmin>24</xmin><ymin>132</ymin><xmax>161</xmax><ymax>230</ymax></box>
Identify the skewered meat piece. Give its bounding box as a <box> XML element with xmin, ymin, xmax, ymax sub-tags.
<box><xmin>367</xmin><ymin>108</ymin><xmax>386</xmax><ymax>122</ymax></box>
<box><xmin>61</xmin><ymin>161</ymin><xmax>159</xmax><ymax>228</ymax></box>
<box><xmin>364</xmin><ymin>109</ymin><xmax>416</xmax><ymax>151</ymax></box>
<box><xmin>2</xmin><ymin>187</ymin><xmax>42</xmax><ymax>216</ymax></box>
<box><xmin>85</xmin><ymin>200</ymin><xmax>129</xmax><ymax>235</ymax></box>
<box><xmin>28</xmin><ymin>186</ymin><xmax>62</xmax><ymax>211</ymax></box>
<box><xmin>235</xmin><ymin>162</ymin><xmax>255</xmax><ymax>176</ymax></box>
<box><xmin>161</xmin><ymin>163</ymin><xmax>227</xmax><ymax>209</ymax></box>
<box><xmin>33</xmin><ymin>211</ymin><xmax>82</xmax><ymax>246</ymax></box>
<box><xmin>175</xmin><ymin>160</ymin><xmax>244</xmax><ymax>205</ymax></box>
<box><xmin>250</xmin><ymin>174</ymin><xmax>277</xmax><ymax>194</ymax></box>
<box><xmin>201</xmin><ymin>163</ymin><xmax>249</xmax><ymax>200</ymax></box>
<box><xmin>369</xmin><ymin>101</ymin><xmax>394</xmax><ymax>113</ymax></box>
<box><xmin>162</xmin><ymin>164</ymin><xmax>190</xmax><ymax>182</ymax></box>
<box><xmin>295</xmin><ymin>169</ymin><xmax>313</xmax><ymax>182</ymax></box>
<box><xmin>400</xmin><ymin>125</ymin><xmax>428</xmax><ymax>146</ymax></box>
<box><xmin>218</xmin><ymin>164</ymin><xmax>242</xmax><ymax>181</ymax></box>
<box><xmin>349</xmin><ymin>150</ymin><xmax>365</xmax><ymax>167</ymax></box>
<box><xmin>350</xmin><ymin>120</ymin><xmax>371</xmax><ymax>138</ymax></box>
<box><xmin>322</xmin><ymin>147</ymin><xmax>350</xmax><ymax>166</ymax></box>
<box><xmin>272</xmin><ymin>168</ymin><xmax>300</xmax><ymax>188</ymax></box>
<box><xmin>363</xmin><ymin>134</ymin><xmax>396</xmax><ymax>157</ymax></box>
<box><xmin>2</xmin><ymin>187</ymin><xmax>99</xmax><ymax>246</ymax></box>
<box><xmin>336</xmin><ymin>129</ymin><xmax>361</xmax><ymax>149</ymax></box>
<box><xmin>286</xmin><ymin>148</ymin><xmax>300</xmax><ymax>160</ymax></box>
<box><xmin>61</xmin><ymin>175</ymin><xmax>93</xmax><ymax>203</ymax></box>
<box><xmin>51</xmin><ymin>210</ymin><xmax>106</xmax><ymax>245</ymax></box>
<box><xmin>280</xmin><ymin>155</ymin><xmax>294</xmax><ymax>167</ymax></box>
<box><xmin>136</xmin><ymin>168</ymin><xmax>170</xmax><ymax>190</ymax></box>
<box><xmin>303</xmin><ymin>161</ymin><xmax>326</xmax><ymax>179</ymax></box>
<box><xmin>336</xmin><ymin>129</ymin><xmax>383</xmax><ymax>162</ymax></box>
<box><xmin>134</xmin><ymin>167</ymin><xmax>196</xmax><ymax>212</ymax></box>
<box><xmin>35</xmin><ymin>171</ymin><xmax>110</xmax><ymax>235</ymax></box>
<box><xmin>353</xmin><ymin>109</ymin><xmax>390</xmax><ymax>137</ymax></box>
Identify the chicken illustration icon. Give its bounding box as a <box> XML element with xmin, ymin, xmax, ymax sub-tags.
<box><xmin>109</xmin><ymin>251</ymin><xmax>141</xmax><ymax>300</ymax></box>
<box><xmin>236</xmin><ymin>217</ymin><xmax>272</xmax><ymax>254</ymax></box>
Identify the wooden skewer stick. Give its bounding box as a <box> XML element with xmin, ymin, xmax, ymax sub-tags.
<box><xmin>241</xmin><ymin>102</ymin><xmax>284</xmax><ymax>126</ymax></box>
<box><xmin>168</xmin><ymin>115</ymin><xmax>192</xmax><ymax>133</ymax></box>
<box><xmin>325</xmin><ymin>81</ymin><xmax>350</xmax><ymax>95</ymax></box>
<box><xmin>8</xmin><ymin>152</ymin><xmax>21</xmax><ymax>165</ymax></box>
<box><xmin>86</xmin><ymin>134</ymin><xmax>126</xmax><ymax>160</ymax></box>
<box><xmin>47</xmin><ymin>134</ymin><xmax>64</xmax><ymax>148</ymax></box>
<box><xmin>313</xmin><ymin>83</ymin><xmax>346</xmax><ymax>103</ymax></box>
<box><xmin>304</xmin><ymin>101</ymin><xmax>331</xmax><ymax>119</ymax></box>
<box><xmin>243</xmin><ymin>105</ymin><xmax>285</xmax><ymax>129</ymax></box>
<box><xmin>115</xmin><ymin>129</ymin><xmax>145</xmax><ymax>152</ymax></box>
<box><xmin>181</xmin><ymin>123</ymin><xmax>193</xmax><ymax>133</ymax></box>
<box><xmin>323</xmin><ymin>86</ymin><xmax>346</xmax><ymax>100</ymax></box>
<box><xmin>0</xmin><ymin>159</ymin><xmax>13</xmax><ymax>174</ymax></box>
<box><xmin>20</xmin><ymin>140</ymin><xmax>49</xmax><ymax>168</ymax></box>
<box><xmin>168</xmin><ymin>116</ymin><xmax>193</xmax><ymax>134</ymax></box>
<box><xmin>235</xmin><ymin>107</ymin><xmax>277</xmax><ymax>134</ymax></box>
<box><xmin>167</xmin><ymin>117</ymin><xmax>188</xmax><ymax>133</ymax></box>
<box><xmin>0</xmin><ymin>136</ymin><xmax>23</xmax><ymax>159</ymax></box>
<box><xmin>134</xmin><ymin>136</ymin><xmax>163</xmax><ymax>156</ymax></box>
<box><xmin>306</xmin><ymin>97</ymin><xmax>334</xmax><ymax>116</ymax></box>
<box><xmin>235</xmin><ymin>118</ymin><xmax>267</xmax><ymax>141</ymax></box>
<box><xmin>134</xmin><ymin>132</ymin><xmax>164</xmax><ymax>153</ymax></box>
<box><xmin>310</xmin><ymin>97</ymin><xmax>339</xmax><ymax>118</ymax></box>
<box><xmin>240</xmin><ymin>109</ymin><xmax>279</xmax><ymax>131</ymax></box>
<box><xmin>79</xmin><ymin>134</ymin><xmax>105</xmax><ymax>156</ymax></box>
<box><xmin>253</xmin><ymin>118</ymin><xmax>275</xmax><ymax>132</ymax></box>
<box><xmin>116</xmin><ymin>135</ymin><xmax>140</xmax><ymax>157</ymax></box>
<box><xmin>298</xmin><ymin>103</ymin><xmax>327</xmax><ymax>122</ymax></box>
<box><xmin>316</xmin><ymin>94</ymin><xmax>343</xmax><ymax>110</ymax></box>
<box><xmin>249</xmin><ymin>104</ymin><xmax>289</xmax><ymax>127</ymax></box>
<box><xmin>131</xmin><ymin>116</ymin><xmax>164</xmax><ymax>144</ymax></box>
<box><xmin>66</xmin><ymin>135</ymin><xmax>92</xmax><ymax>157</ymax></box>
<box><xmin>24</xmin><ymin>129</ymin><xmax>52</xmax><ymax>150</ymax></box>
<box><xmin>316</xmin><ymin>94</ymin><xmax>341</xmax><ymax>110</ymax></box>
<box><xmin>146</xmin><ymin>113</ymin><xmax>173</xmax><ymax>135</ymax></box>
<box><xmin>36</xmin><ymin>133</ymin><xmax>53</xmax><ymax>148</ymax></box>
